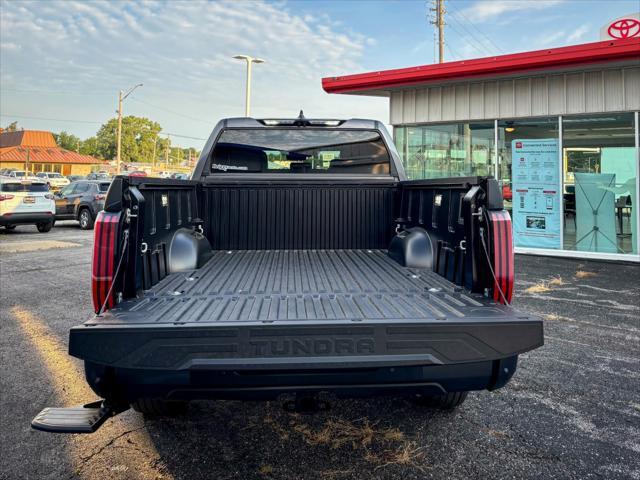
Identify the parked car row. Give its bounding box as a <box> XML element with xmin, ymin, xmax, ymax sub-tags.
<box><xmin>0</xmin><ymin>178</ymin><xmax>112</xmax><ymax>232</ymax></box>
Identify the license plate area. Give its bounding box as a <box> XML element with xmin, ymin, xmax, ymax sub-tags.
<box><xmin>24</xmin><ymin>196</ymin><xmax>36</xmax><ymax>204</ymax></box>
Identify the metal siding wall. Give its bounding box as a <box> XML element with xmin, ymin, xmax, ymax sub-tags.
<box><xmin>455</xmin><ymin>84</ymin><xmax>469</xmax><ymax>119</ymax></box>
<box><xmin>390</xmin><ymin>67</ymin><xmax>638</xmax><ymax>125</ymax></box>
<box><xmin>547</xmin><ymin>75</ymin><xmax>565</xmax><ymax>115</ymax></box>
<box><xmin>566</xmin><ymin>73</ymin><xmax>584</xmax><ymax>113</ymax></box>
<box><xmin>498</xmin><ymin>80</ymin><xmax>515</xmax><ymax>118</ymax></box>
<box><xmin>428</xmin><ymin>87</ymin><xmax>442</xmax><ymax>121</ymax></box>
<box><xmin>531</xmin><ymin>77</ymin><xmax>548</xmax><ymax>116</ymax></box>
<box><xmin>484</xmin><ymin>82</ymin><xmax>498</xmax><ymax>118</ymax></box>
<box><xmin>416</xmin><ymin>89</ymin><xmax>429</xmax><ymax>122</ymax></box>
<box><xmin>604</xmin><ymin>70</ymin><xmax>624</xmax><ymax>111</ymax></box>
<box><xmin>390</xmin><ymin>91</ymin><xmax>403</xmax><ymax>125</ymax></box>
<box><xmin>469</xmin><ymin>83</ymin><xmax>484</xmax><ymax>119</ymax></box>
<box><xmin>624</xmin><ymin>67</ymin><xmax>640</xmax><ymax>110</ymax></box>
<box><xmin>442</xmin><ymin>86</ymin><xmax>456</xmax><ymax>120</ymax></box>
<box><xmin>585</xmin><ymin>71</ymin><xmax>604</xmax><ymax>112</ymax></box>
<box><xmin>514</xmin><ymin>78</ymin><xmax>531</xmax><ymax>117</ymax></box>
<box><xmin>403</xmin><ymin>90</ymin><xmax>416</xmax><ymax>123</ymax></box>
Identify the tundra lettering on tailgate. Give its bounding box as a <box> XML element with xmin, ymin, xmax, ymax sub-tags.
<box><xmin>249</xmin><ymin>338</ymin><xmax>376</xmax><ymax>356</ymax></box>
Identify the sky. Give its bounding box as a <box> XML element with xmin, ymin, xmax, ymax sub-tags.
<box><xmin>1</xmin><ymin>0</ymin><xmax>638</xmax><ymax>149</ymax></box>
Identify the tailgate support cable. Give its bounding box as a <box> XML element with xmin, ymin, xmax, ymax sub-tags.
<box><xmin>96</xmin><ymin>229</ymin><xmax>129</xmax><ymax>317</ymax></box>
<box><xmin>479</xmin><ymin>207</ymin><xmax>510</xmax><ymax>306</ymax></box>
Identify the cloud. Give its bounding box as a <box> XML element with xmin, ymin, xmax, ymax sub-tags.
<box><xmin>460</xmin><ymin>0</ymin><xmax>565</xmax><ymax>23</ymax></box>
<box><xmin>566</xmin><ymin>23</ymin><xmax>590</xmax><ymax>43</ymax></box>
<box><xmin>0</xmin><ymin>0</ymin><xmax>388</xmax><ymax>145</ymax></box>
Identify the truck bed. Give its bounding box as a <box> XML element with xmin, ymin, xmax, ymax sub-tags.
<box><xmin>72</xmin><ymin>250</ymin><xmax>541</xmax><ymax>371</ymax></box>
<box><xmin>89</xmin><ymin>249</ymin><xmax>514</xmax><ymax>325</ymax></box>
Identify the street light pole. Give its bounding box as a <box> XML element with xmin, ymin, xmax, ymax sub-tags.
<box><xmin>233</xmin><ymin>55</ymin><xmax>265</xmax><ymax>117</ymax></box>
<box><xmin>115</xmin><ymin>83</ymin><xmax>143</xmax><ymax>175</ymax></box>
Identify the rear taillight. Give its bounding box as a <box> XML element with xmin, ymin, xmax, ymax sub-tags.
<box><xmin>92</xmin><ymin>211</ymin><xmax>122</xmax><ymax>313</ymax></box>
<box><xmin>0</xmin><ymin>194</ymin><xmax>15</xmax><ymax>201</ymax></box>
<box><xmin>94</xmin><ymin>194</ymin><xmax>106</xmax><ymax>201</ymax></box>
<box><xmin>45</xmin><ymin>194</ymin><xmax>54</xmax><ymax>200</ymax></box>
<box><xmin>488</xmin><ymin>210</ymin><xmax>514</xmax><ymax>304</ymax></box>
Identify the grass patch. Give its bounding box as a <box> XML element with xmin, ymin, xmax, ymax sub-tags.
<box><xmin>258</xmin><ymin>465</ymin><xmax>274</xmax><ymax>475</ymax></box>
<box><xmin>525</xmin><ymin>282</ymin><xmax>552</xmax><ymax>294</ymax></box>
<box><xmin>293</xmin><ymin>418</ymin><xmax>404</xmax><ymax>450</ymax></box>
<box><xmin>575</xmin><ymin>270</ymin><xmax>597</xmax><ymax>279</ymax></box>
<box><xmin>377</xmin><ymin>441</ymin><xmax>427</xmax><ymax>472</ymax></box>
<box><xmin>264</xmin><ymin>415</ymin><xmax>426</xmax><ymax>472</ymax></box>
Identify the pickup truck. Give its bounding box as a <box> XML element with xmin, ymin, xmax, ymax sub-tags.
<box><xmin>32</xmin><ymin>115</ymin><xmax>543</xmax><ymax>433</ymax></box>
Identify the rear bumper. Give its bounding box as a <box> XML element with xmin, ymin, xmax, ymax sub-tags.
<box><xmin>0</xmin><ymin>212</ymin><xmax>54</xmax><ymax>225</ymax></box>
<box><xmin>86</xmin><ymin>355</ymin><xmax>520</xmax><ymax>401</ymax></box>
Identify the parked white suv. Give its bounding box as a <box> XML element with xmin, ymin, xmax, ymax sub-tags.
<box><xmin>0</xmin><ymin>179</ymin><xmax>56</xmax><ymax>232</ymax></box>
<box><xmin>36</xmin><ymin>172</ymin><xmax>71</xmax><ymax>190</ymax></box>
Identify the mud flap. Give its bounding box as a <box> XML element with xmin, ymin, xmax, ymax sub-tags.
<box><xmin>31</xmin><ymin>400</ymin><xmax>129</xmax><ymax>434</ymax></box>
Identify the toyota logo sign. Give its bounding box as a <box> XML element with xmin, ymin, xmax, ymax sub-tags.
<box><xmin>607</xmin><ymin>18</ymin><xmax>640</xmax><ymax>39</ymax></box>
<box><xmin>601</xmin><ymin>13</ymin><xmax>640</xmax><ymax>40</ymax></box>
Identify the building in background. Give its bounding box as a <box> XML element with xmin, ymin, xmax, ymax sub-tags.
<box><xmin>0</xmin><ymin>130</ymin><xmax>106</xmax><ymax>176</ymax></box>
<box><xmin>323</xmin><ymin>36</ymin><xmax>640</xmax><ymax>262</ymax></box>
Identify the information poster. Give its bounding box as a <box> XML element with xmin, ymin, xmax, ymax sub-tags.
<box><xmin>511</xmin><ymin>139</ymin><xmax>561</xmax><ymax>249</ymax></box>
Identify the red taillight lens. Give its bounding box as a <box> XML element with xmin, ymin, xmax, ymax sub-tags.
<box><xmin>45</xmin><ymin>194</ymin><xmax>54</xmax><ymax>200</ymax></box>
<box><xmin>94</xmin><ymin>194</ymin><xmax>106</xmax><ymax>201</ymax></box>
<box><xmin>488</xmin><ymin>210</ymin><xmax>514</xmax><ymax>305</ymax></box>
<box><xmin>0</xmin><ymin>194</ymin><xmax>15</xmax><ymax>201</ymax></box>
<box><xmin>92</xmin><ymin>211</ymin><xmax>122</xmax><ymax>313</ymax></box>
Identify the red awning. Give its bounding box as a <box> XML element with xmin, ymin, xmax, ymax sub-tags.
<box><xmin>322</xmin><ymin>38</ymin><xmax>640</xmax><ymax>95</ymax></box>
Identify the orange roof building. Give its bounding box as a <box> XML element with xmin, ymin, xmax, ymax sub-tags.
<box><xmin>0</xmin><ymin>130</ymin><xmax>107</xmax><ymax>176</ymax></box>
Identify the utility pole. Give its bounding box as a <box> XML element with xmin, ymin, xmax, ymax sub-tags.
<box><xmin>164</xmin><ymin>139</ymin><xmax>170</xmax><ymax>168</ymax></box>
<box><xmin>115</xmin><ymin>83</ymin><xmax>143</xmax><ymax>176</ymax></box>
<box><xmin>152</xmin><ymin>135</ymin><xmax>157</xmax><ymax>171</ymax></box>
<box><xmin>116</xmin><ymin>90</ymin><xmax>123</xmax><ymax>175</ymax></box>
<box><xmin>430</xmin><ymin>0</ymin><xmax>445</xmax><ymax>63</ymax></box>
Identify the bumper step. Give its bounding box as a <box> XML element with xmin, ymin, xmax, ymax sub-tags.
<box><xmin>31</xmin><ymin>400</ymin><xmax>128</xmax><ymax>434</ymax></box>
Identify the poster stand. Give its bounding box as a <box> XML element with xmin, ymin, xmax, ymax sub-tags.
<box><xmin>573</xmin><ymin>173</ymin><xmax>624</xmax><ymax>254</ymax></box>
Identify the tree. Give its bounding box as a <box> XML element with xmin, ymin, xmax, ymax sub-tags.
<box><xmin>4</xmin><ymin>121</ymin><xmax>19</xmax><ymax>132</ymax></box>
<box><xmin>53</xmin><ymin>131</ymin><xmax>81</xmax><ymax>151</ymax></box>
<box><xmin>95</xmin><ymin>116</ymin><xmax>162</xmax><ymax>164</ymax></box>
<box><xmin>79</xmin><ymin>136</ymin><xmax>100</xmax><ymax>157</ymax></box>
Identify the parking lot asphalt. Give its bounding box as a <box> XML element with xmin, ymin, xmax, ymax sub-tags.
<box><xmin>1</xmin><ymin>223</ymin><xmax>639</xmax><ymax>480</ymax></box>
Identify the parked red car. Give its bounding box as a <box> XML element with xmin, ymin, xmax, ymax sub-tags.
<box><xmin>127</xmin><ymin>170</ymin><xmax>147</xmax><ymax>178</ymax></box>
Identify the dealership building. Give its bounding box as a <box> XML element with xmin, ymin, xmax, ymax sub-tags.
<box><xmin>323</xmin><ymin>33</ymin><xmax>640</xmax><ymax>262</ymax></box>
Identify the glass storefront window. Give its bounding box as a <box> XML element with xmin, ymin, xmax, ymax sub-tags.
<box><xmin>394</xmin><ymin>122</ymin><xmax>495</xmax><ymax>180</ymax></box>
<box><xmin>562</xmin><ymin>113</ymin><xmax>636</xmax><ymax>254</ymax></box>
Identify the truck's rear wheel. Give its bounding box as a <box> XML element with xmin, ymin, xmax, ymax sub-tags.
<box><xmin>131</xmin><ymin>398</ymin><xmax>187</xmax><ymax>417</ymax></box>
<box><xmin>413</xmin><ymin>391</ymin><xmax>468</xmax><ymax>409</ymax></box>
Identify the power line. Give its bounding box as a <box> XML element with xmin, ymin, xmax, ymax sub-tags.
<box><xmin>445</xmin><ymin>19</ymin><xmax>490</xmax><ymax>58</ymax></box>
<box><xmin>0</xmin><ymin>113</ymin><xmax>207</xmax><ymax>141</ymax></box>
<box><xmin>2</xmin><ymin>89</ymin><xmax>212</xmax><ymax>126</ymax></box>
<box><xmin>0</xmin><ymin>87</ymin><xmax>113</xmax><ymax>96</ymax></box>
<box><xmin>160</xmin><ymin>132</ymin><xmax>207</xmax><ymax>141</ymax></box>
<box><xmin>128</xmin><ymin>97</ymin><xmax>211</xmax><ymax>125</ymax></box>
<box><xmin>0</xmin><ymin>113</ymin><xmax>102</xmax><ymax>124</ymax></box>
<box><xmin>449</xmin><ymin>5</ymin><xmax>505</xmax><ymax>55</ymax></box>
